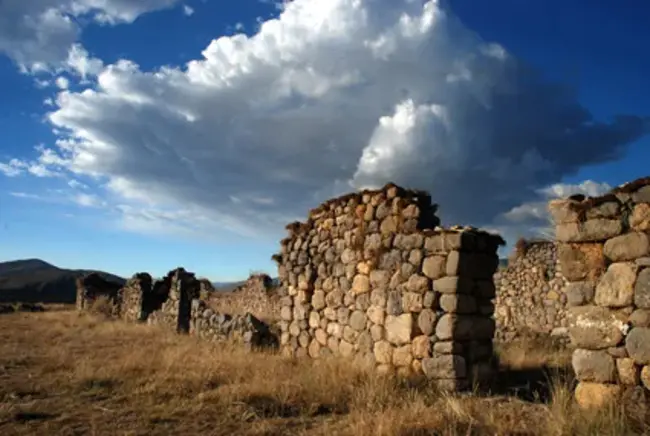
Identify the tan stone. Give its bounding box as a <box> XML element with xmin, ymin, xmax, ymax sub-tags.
<box><xmin>412</xmin><ymin>335</ymin><xmax>431</xmax><ymax>358</ymax></box>
<box><xmin>308</xmin><ymin>339</ymin><xmax>321</xmax><ymax>358</ymax></box>
<box><xmin>616</xmin><ymin>358</ymin><xmax>640</xmax><ymax>385</ymax></box>
<box><xmin>403</xmin><ymin>292</ymin><xmax>424</xmax><ymax>312</ymax></box>
<box><xmin>439</xmin><ymin>294</ymin><xmax>477</xmax><ymax>314</ymax></box>
<box><xmin>315</xmin><ymin>328</ymin><xmax>328</xmax><ymax>345</ymax></box>
<box><xmin>556</xmin><ymin>219</ymin><xmax>622</xmax><ymax>243</ymax></box>
<box><xmin>422</xmin><ymin>256</ymin><xmax>446</xmax><ymax>279</ymax></box>
<box><xmin>558</xmin><ymin>243</ymin><xmax>605</xmax><ymax>282</ymax></box>
<box><xmin>339</xmin><ymin>339</ymin><xmax>354</xmax><ymax>357</ymax></box>
<box><xmin>572</xmin><ymin>349</ymin><xmax>615</xmax><ymax>382</ymax></box>
<box><xmin>406</xmin><ymin>274</ymin><xmax>429</xmax><ymax>293</ymax></box>
<box><xmin>385</xmin><ymin>314</ymin><xmax>413</xmax><ymax>345</ymax></box>
<box><xmin>548</xmin><ymin>199</ymin><xmax>580</xmax><ymax>224</ymax></box>
<box><xmin>603</xmin><ymin>232</ymin><xmax>650</xmax><ymax>262</ymax></box>
<box><xmin>373</xmin><ymin>340</ymin><xmax>393</xmax><ymax>364</ymax></box>
<box><xmin>635</xmin><ymin>268</ymin><xmax>650</xmax><ymax>309</ymax></box>
<box><xmin>392</xmin><ymin>345</ymin><xmax>413</xmax><ymax>367</ymax></box>
<box><xmin>421</xmin><ymin>354</ymin><xmax>467</xmax><ymax>379</ymax></box>
<box><xmin>631</xmin><ymin>203</ymin><xmax>650</xmax><ymax>231</ymax></box>
<box><xmin>352</xmin><ymin>274</ymin><xmax>371</xmax><ymax>294</ymax></box>
<box><xmin>366</xmin><ymin>306</ymin><xmax>385</xmax><ymax>325</ymax></box>
<box><xmin>567</xmin><ymin>306</ymin><xmax>628</xmax><ymax>349</ymax></box>
<box><xmin>642</xmin><ymin>366</ymin><xmax>650</xmax><ymax>389</ymax></box>
<box><xmin>594</xmin><ymin>262</ymin><xmax>637</xmax><ymax>308</ymax></box>
<box><xmin>357</xmin><ymin>262</ymin><xmax>371</xmax><ymax>275</ymax></box>
<box><xmin>575</xmin><ymin>382</ymin><xmax>621</xmax><ymax>409</ymax></box>
<box><xmin>417</xmin><ymin>309</ymin><xmax>437</xmax><ymax>336</ymax></box>
<box><xmin>349</xmin><ymin>310</ymin><xmax>367</xmax><ymax>331</ymax></box>
<box><xmin>626</xmin><ymin>327</ymin><xmax>650</xmax><ymax>365</ymax></box>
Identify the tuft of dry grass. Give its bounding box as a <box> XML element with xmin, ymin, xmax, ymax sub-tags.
<box><xmin>0</xmin><ymin>308</ymin><xmax>647</xmax><ymax>435</ymax></box>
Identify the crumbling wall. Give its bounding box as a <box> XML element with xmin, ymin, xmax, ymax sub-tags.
<box><xmin>549</xmin><ymin>176</ymin><xmax>650</xmax><ymax>409</ymax></box>
<box><xmin>272</xmin><ymin>183</ymin><xmax>504</xmax><ymax>391</ymax></box>
<box><xmin>494</xmin><ymin>240</ymin><xmax>569</xmax><ymax>342</ymax></box>
<box><xmin>207</xmin><ymin>273</ymin><xmax>284</xmax><ymax>321</ymax></box>
<box><xmin>75</xmin><ymin>273</ymin><xmax>123</xmax><ymax>314</ymax></box>
<box><xmin>147</xmin><ymin>268</ymin><xmax>200</xmax><ymax>333</ymax></box>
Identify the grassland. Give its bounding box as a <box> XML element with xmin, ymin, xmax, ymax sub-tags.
<box><xmin>0</xmin><ymin>308</ymin><xmax>646</xmax><ymax>435</ymax></box>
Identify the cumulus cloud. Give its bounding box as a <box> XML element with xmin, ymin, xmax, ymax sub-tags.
<box><xmin>183</xmin><ymin>5</ymin><xmax>194</xmax><ymax>16</ymax></box>
<box><xmin>0</xmin><ymin>0</ymin><xmax>181</xmax><ymax>72</ymax></box>
<box><xmin>2</xmin><ymin>0</ymin><xmax>649</xmax><ymax>242</ymax></box>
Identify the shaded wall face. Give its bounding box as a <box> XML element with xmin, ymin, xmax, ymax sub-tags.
<box><xmin>550</xmin><ymin>181</ymin><xmax>650</xmax><ymax>409</ymax></box>
<box><xmin>275</xmin><ymin>189</ymin><xmax>502</xmax><ymax>390</ymax></box>
<box><xmin>494</xmin><ymin>242</ymin><xmax>569</xmax><ymax>342</ymax></box>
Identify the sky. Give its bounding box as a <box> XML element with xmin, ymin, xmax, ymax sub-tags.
<box><xmin>0</xmin><ymin>0</ymin><xmax>648</xmax><ymax>282</ymax></box>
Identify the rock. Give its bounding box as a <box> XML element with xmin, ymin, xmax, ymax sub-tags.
<box><xmin>352</xmin><ymin>275</ymin><xmax>370</xmax><ymax>295</ymax></box>
<box><xmin>370</xmin><ymin>324</ymin><xmax>384</xmax><ymax>341</ymax></box>
<box><xmin>574</xmin><ymin>382</ymin><xmax>621</xmax><ymax>409</ymax></box>
<box><xmin>312</xmin><ymin>291</ymin><xmax>326</xmax><ymax>310</ymax></box>
<box><xmin>412</xmin><ymin>335</ymin><xmax>431</xmax><ymax>358</ymax></box>
<box><xmin>373</xmin><ymin>341</ymin><xmax>393</xmax><ymax>364</ymax></box>
<box><xmin>616</xmin><ymin>358</ymin><xmax>639</xmax><ymax>385</ymax></box>
<box><xmin>433</xmin><ymin>276</ymin><xmax>474</xmax><ymax>294</ymax></box>
<box><xmin>626</xmin><ymin>327</ymin><xmax>650</xmax><ymax>365</ymax></box>
<box><xmin>594</xmin><ymin>262</ymin><xmax>637</xmax><ymax>307</ymax></box>
<box><xmin>439</xmin><ymin>294</ymin><xmax>477</xmax><ymax>314</ymax></box>
<box><xmin>308</xmin><ymin>339</ymin><xmax>321</xmax><ymax>358</ymax></box>
<box><xmin>366</xmin><ymin>306</ymin><xmax>385</xmax><ymax>325</ymax></box>
<box><xmin>435</xmin><ymin>314</ymin><xmax>482</xmax><ymax>341</ymax></box>
<box><xmin>556</xmin><ymin>219</ymin><xmax>622</xmax><ymax>243</ymax></box>
<box><xmin>421</xmin><ymin>355</ymin><xmax>467</xmax><ymax>379</ymax></box>
<box><xmin>572</xmin><ymin>349</ymin><xmax>615</xmax><ymax>382</ymax></box>
<box><xmin>434</xmin><ymin>341</ymin><xmax>463</xmax><ymax>354</ymax></box>
<box><xmin>349</xmin><ymin>310</ymin><xmax>367</xmax><ymax>331</ymax></box>
<box><xmin>406</xmin><ymin>274</ymin><xmax>429</xmax><ymax>293</ymax></box>
<box><xmin>642</xmin><ymin>366</ymin><xmax>650</xmax><ymax>389</ymax></box>
<box><xmin>632</xmin><ymin>186</ymin><xmax>650</xmax><ymax>203</ymax></box>
<box><xmin>392</xmin><ymin>345</ymin><xmax>413</xmax><ymax>367</ymax></box>
<box><xmin>417</xmin><ymin>309</ymin><xmax>437</xmax><ymax>336</ymax></box>
<box><xmin>565</xmin><ymin>281</ymin><xmax>595</xmax><ymax>306</ymax></box>
<box><xmin>385</xmin><ymin>314</ymin><xmax>413</xmax><ymax>345</ymax></box>
<box><xmin>357</xmin><ymin>331</ymin><xmax>373</xmax><ymax>353</ymax></box>
<box><xmin>422</xmin><ymin>256</ymin><xmax>446</xmax><ymax>279</ymax></box>
<box><xmin>402</xmin><ymin>292</ymin><xmax>423</xmax><ymax>312</ymax></box>
<box><xmin>386</xmin><ymin>291</ymin><xmax>403</xmax><ymax>316</ymax></box>
<box><xmin>558</xmin><ymin>243</ymin><xmax>604</xmax><ymax>282</ymax></box>
<box><xmin>630</xmin><ymin>309</ymin><xmax>650</xmax><ymax>327</ymax></box>
<box><xmin>548</xmin><ymin>199</ymin><xmax>579</xmax><ymax>224</ymax></box>
<box><xmin>634</xmin><ymin>268</ymin><xmax>650</xmax><ymax>309</ymax></box>
<box><xmin>325</xmin><ymin>290</ymin><xmax>343</xmax><ymax>308</ymax></box>
<box><xmin>630</xmin><ymin>204</ymin><xmax>650</xmax><ymax>231</ymax></box>
<box><xmin>339</xmin><ymin>339</ymin><xmax>354</xmax><ymax>357</ymax></box>
<box><xmin>603</xmin><ymin>232</ymin><xmax>650</xmax><ymax>261</ymax></box>
<box><xmin>567</xmin><ymin>306</ymin><xmax>628</xmax><ymax>349</ymax></box>
<box><xmin>315</xmin><ymin>328</ymin><xmax>328</xmax><ymax>345</ymax></box>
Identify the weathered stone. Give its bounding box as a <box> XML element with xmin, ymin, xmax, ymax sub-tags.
<box><xmin>337</xmin><ymin>307</ymin><xmax>350</xmax><ymax>325</ymax></box>
<box><xmin>325</xmin><ymin>290</ymin><xmax>343</xmax><ymax>308</ymax></box>
<box><xmin>327</xmin><ymin>336</ymin><xmax>340</xmax><ymax>354</ymax></box>
<box><xmin>566</xmin><ymin>281</ymin><xmax>595</xmax><ymax>306</ymax></box>
<box><xmin>370</xmin><ymin>324</ymin><xmax>384</xmax><ymax>341</ymax></box>
<box><xmin>327</xmin><ymin>322</ymin><xmax>343</xmax><ymax>338</ymax></box>
<box><xmin>386</xmin><ymin>291</ymin><xmax>403</xmax><ymax>316</ymax></box>
<box><xmin>412</xmin><ymin>335</ymin><xmax>431</xmax><ymax>358</ymax></box>
<box><xmin>357</xmin><ymin>331</ymin><xmax>373</xmax><ymax>353</ymax></box>
<box><xmin>402</xmin><ymin>292</ymin><xmax>424</xmax><ymax>312</ymax></box>
<box><xmin>630</xmin><ymin>309</ymin><xmax>650</xmax><ymax>327</ymax></box>
<box><xmin>572</xmin><ymin>349</ymin><xmax>615</xmax><ymax>382</ymax></box>
<box><xmin>567</xmin><ymin>306</ymin><xmax>628</xmax><ymax>349</ymax></box>
<box><xmin>369</xmin><ymin>269</ymin><xmax>390</xmax><ymax>290</ymax></box>
<box><xmin>556</xmin><ymin>219</ymin><xmax>622</xmax><ymax>243</ymax></box>
<box><xmin>632</xmin><ymin>185</ymin><xmax>650</xmax><ymax>203</ymax></box>
<box><xmin>433</xmin><ymin>276</ymin><xmax>474</xmax><ymax>294</ymax></box>
<box><xmin>594</xmin><ymin>262</ymin><xmax>637</xmax><ymax>308</ymax></box>
<box><xmin>433</xmin><ymin>341</ymin><xmax>463</xmax><ymax>354</ymax></box>
<box><xmin>422</xmin><ymin>256</ymin><xmax>446</xmax><ymax>279</ymax></box>
<box><xmin>280</xmin><ymin>306</ymin><xmax>293</xmax><ymax>321</ymax></box>
<box><xmin>586</xmin><ymin>201</ymin><xmax>620</xmax><ymax>220</ymax></box>
<box><xmin>574</xmin><ymin>382</ymin><xmax>621</xmax><ymax>409</ymax></box>
<box><xmin>607</xmin><ymin>346</ymin><xmax>628</xmax><ymax>358</ymax></box>
<box><xmin>393</xmin><ymin>345</ymin><xmax>413</xmax><ymax>367</ymax></box>
<box><xmin>616</xmin><ymin>358</ymin><xmax>639</xmax><ymax>385</ymax></box>
<box><xmin>385</xmin><ymin>314</ymin><xmax>413</xmax><ymax>345</ymax></box>
<box><xmin>373</xmin><ymin>340</ymin><xmax>393</xmax><ymax>364</ymax></box>
<box><xmin>417</xmin><ymin>309</ymin><xmax>437</xmax><ymax>336</ymax></box>
<box><xmin>421</xmin><ymin>355</ymin><xmax>467</xmax><ymax>379</ymax></box>
<box><xmin>308</xmin><ymin>311</ymin><xmax>320</xmax><ymax>329</ymax></box>
<box><xmin>626</xmin><ymin>327</ymin><xmax>650</xmax><ymax>365</ymax></box>
<box><xmin>352</xmin><ymin>275</ymin><xmax>371</xmax><ymax>295</ymax></box>
<box><xmin>423</xmin><ymin>291</ymin><xmax>436</xmax><ymax>308</ymax></box>
<box><xmin>349</xmin><ymin>310</ymin><xmax>367</xmax><ymax>331</ymax></box>
<box><xmin>642</xmin><ymin>366</ymin><xmax>650</xmax><ymax>390</ymax></box>
<box><xmin>370</xmin><ymin>289</ymin><xmax>387</xmax><ymax>307</ymax></box>
<box><xmin>603</xmin><ymin>232</ymin><xmax>650</xmax><ymax>262</ymax></box>
<box><xmin>558</xmin><ymin>243</ymin><xmax>605</xmax><ymax>282</ymax></box>
<box><xmin>315</xmin><ymin>328</ymin><xmax>328</xmax><ymax>345</ymax></box>
<box><xmin>312</xmin><ymin>291</ymin><xmax>326</xmax><ymax>310</ymax></box>
<box><xmin>634</xmin><ymin>268</ymin><xmax>650</xmax><ymax>309</ymax></box>
<box><xmin>308</xmin><ymin>339</ymin><xmax>321</xmax><ymax>358</ymax></box>
<box><xmin>435</xmin><ymin>314</ymin><xmax>477</xmax><ymax>341</ymax></box>
<box><xmin>406</xmin><ymin>274</ymin><xmax>429</xmax><ymax>294</ymax></box>
<box><xmin>339</xmin><ymin>339</ymin><xmax>354</xmax><ymax>357</ymax></box>
<box><xmin>630</xmin><ymin>203</ymin><xmax>650</xmax><ymax>231</ymax></box>
<box><xmin>439</xmin><ymin>294</ymin><xmax>477</xmax><ymax>314</ymax></box>
<box><xmin>366</xmin><ymin>306</ymin><xmax>385</xmax><ymax>325</ymax></box>
<box><xmin>548</xmin><ymin>199</ymin><xmax>580</xmax><ymax>224</ymax></box>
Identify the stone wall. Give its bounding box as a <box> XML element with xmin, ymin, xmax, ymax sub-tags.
<box><xmin>146</xmin><ymin>268</ymin><xmax>201</xmax><ymax>333</ymax></box>
<box><xmin>75</xmin><ymin>273</ymin><xmax>123</xmax><ymax>314</ymax></box>
<box><xmin>494</xmin><ymin>240</ymin><xmax>569</xmax><ymax>342</ymax></box>
<box><xmin>272</xmin><ymin>183</ymin><xmax>504</xmax><ymax>391</ymax></box>
<box><xmin>549</xmin><ymin>176</ymin><xmax>650</xmax><ymax>409</ymax></box>
<box><xmin>207</xmin><ymin>274</ymin><xmax>284</xmax><ymax>321</ymax></box>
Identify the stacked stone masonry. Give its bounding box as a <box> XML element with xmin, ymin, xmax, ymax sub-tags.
<box><xmin>494</xmin><ymin>241</ymin><xmax>569</xmax><ymax>343</ymax></box>
<box><xmin>78</xmin><ymin>267</ymin><xmax>276</xmax><ymax>349</ymax></box>
<box><xmin>207</xmin><ymin>274</ymin><xmax>284</xmax><ymax>321</ymax></box>
<box><xmin>549</xmin><ymin>176</ymin><xmax>650</xmax><ymax>409</ymax></box>
<box><xmin>272</xmin><ymin>183</ymin><xmax>505</xmax><ymax>391</ymax></box>
<box><xmin>75</xmin><ymin>273</ymin><xmax>123</xmax><ymax>315</ymax></box>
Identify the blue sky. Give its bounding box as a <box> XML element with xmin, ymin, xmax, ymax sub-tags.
<box><xmin>0</xmin><ymin>0</ymin><xmax>648</xmax><ymax>281</ymax></box>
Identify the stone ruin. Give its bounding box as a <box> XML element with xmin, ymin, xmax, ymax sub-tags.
<box><xmin>549</xmin><ymin>176</ymin><xmax>650</xmax><ymax>409</ymax></box>
<box><xmin>272</xmin><ymin>183</ymin><xmax>504</xmax><ymax>391</ymax></box>
<box><xmin>78</xmin><ymin>268</ymin><xmax>276</xmax><ymax>349</ymax></box>
<box><xmin>207</xmin><ymin>273</ymin><xmax>284</xmax><ymax>321</ymax></box>
<box><xmin>494</xmin><ymin>240</ymin><xmax>569</xmax><ymax>343</ymax></box>
<box><xmin>76</xmin><ymin>273</ymin><xmax>124</xmax><ymax>315</ymax></box>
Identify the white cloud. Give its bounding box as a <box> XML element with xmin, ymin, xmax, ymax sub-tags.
<box><xmin>55</xmin><ymin>76</ymin><xmax>70</xmax><ymax>89</ymax></box>
<box><xmin>0</xmin><ymin>0</ymin><xmax>182</xmax><ymax>72</ymax></box>
<box><xmin>183</xmin><ymin>5</ymin><xmax>194</xmax><ymax>16</ymax></box>
<box><xmin>1</xmin><ymin>0</ymin><xmax>648</xmax><ymax>243</ymax></box>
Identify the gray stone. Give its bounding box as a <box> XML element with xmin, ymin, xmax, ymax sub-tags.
<box><xmin>603</xmin><ymin>232</ymin><xmax>650</xmax><ymax>262</ymax></box>
<box><xmin>567</xmin><ymin>306</ymin><xmax>629</xmax><ymax>349</ymax></box>
<box><xmin>386</xmin><ymin>291</ymin><xmax>403</xmax><ymax>316</ymax></box>
<box><xmin>439</xmin><ymin>294</ymin><xmax>477</xmax><ymax>314</ymax></box>
<box><xmin>632</xmin><ymin>185</ymin><xmax>650</xmax><ymax>203</ymax></box>
<box><xmin>433</xmin><ymin>276</ymin><xmax>474</xmax><ymax>294</ymax></box>
<box><xmin>566</xmin><ymin>281</ymin><xmax>595</xmax><ymax>306</ymax></box>
<box><xmin>630</xmin><ymin>309</ymin><xmax>650</xmax><ymax>327</ymax></box>
<box><xmin>634</xmin><ymin>268</ymin><xmax>650</xmax><ymax>309</ymax></box>
<box><xmin>556</xmin><ymin>219</ymin><xmax>622</xmax><ymax>243</ymax></box>
<box><xmin>349</xmin><ymin>310</ymin><xmax>367</xmax><ymax>331</ymax></box>
<box><xmin>594</xmin><ymin>262</ymin><xmax>637</xmax><ymax>308</ymax></box>
<box><xmin>572</xmin><ymin>349</ymin><xmax>615</xmax><ymax>382</ymax></box>
<box><xmin>433</xmin><ymin>341</ymin><xmax>464</xmax><ymax>354</ymax></box>
<box><xmin>422</xmin><ymin>354</ymin><xmax>467</xmax><ymax>379</ymax></box>
<box><xmin>626</xmin><ymin>327</ymin><xmax>650</xmax><ymax>365</ymax></box>
<box><xmin>312</xmin><ymin>291</ymin><xmax>326</xmax><ymax>310</ymax></box>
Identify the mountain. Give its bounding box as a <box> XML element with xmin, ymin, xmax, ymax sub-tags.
<box><xmin>0</xmin><ymin>258</ymin><xmax>125</xmax><ymax>304</ymax></box>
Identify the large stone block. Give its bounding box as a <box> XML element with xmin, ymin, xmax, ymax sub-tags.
<box><xmin>594</xmin><ymin>262</ymin><xmax>637</xmax><ymax>308</ymax></box>
<box><xmin>421</xmin><ymin>354</ymin><xmax>467</xmax><ymax>379</ymax></box>
<box><xmin>603</xmin><ymin>232</ymin><xmax>650</xmax><ymax>262</ymax></box>
<box><xmin>556</xmin><ymin>219</ymin><xmax>622</xmax><ymax>243</ymax></box>
<box><xmin>558</xmin><ymin>243</ymin><xmax>605</xmax><ymax>282</ymax></box>
<box><xmin>567</xmin><ymin>306</ymin><xmax>629</xmax><ymax>349</ymax></box>
<box><xmin>385</xmin><ymin>314</ymin><xmax>414</xmax><ymax>345</ymax></box>
<box><xmin>635</xmin><ymin>268</ymin><xmax>650</xmax><ymax>309</ymax></box>
<box><xmin>630</xmin><ymin>204</ymin><xmax>650</xmax><ymax>231</ymax></box>
<box><xmin>572</xmin><ymin>349</ymin><xmax>615</xmax><ymax>382</ymax></box>
<box><xmin>574</xmin><ymin>382</ymin><xmax>621</xmax><ymax>409</ymax></box>
<box><xmin>626</xmin><ymin>327</ymin><xmax>650</xmax><ymax>365</ymax></box>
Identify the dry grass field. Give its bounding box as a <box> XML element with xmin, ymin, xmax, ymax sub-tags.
<box><xmin>0</xmin><ymin>308</ymin><xmax>646</xmax><ymax>435</ymax></box>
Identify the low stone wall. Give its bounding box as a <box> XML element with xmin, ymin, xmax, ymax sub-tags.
<box><xmin>207</xmin><ymin>274</ymin><xmax>284</xmax><ymax>321</ymax></box>
<box><xmin>494</xmin><ymin>240</ymin><xmax>569</xmax><ymax>343</ymax></box>
<box><xmin>550</xmin><ymin>176</ymin><xmax>650</xmax><ymax>409</ymax></box>
<box><xmin>273</xmin><ymin>183</ymin><xmax>504</xmax><ymax>391</ymax></box>
<box><xmin>191</xmin><ymin>299</ymin><xmax>278</xmax><ymax>349</ymax></box>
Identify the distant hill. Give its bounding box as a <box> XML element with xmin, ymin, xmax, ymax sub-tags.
<box><xmin>0</xmin><ymin>259</ymin><xmax>125</xmax><ymax>304</ymax></box>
